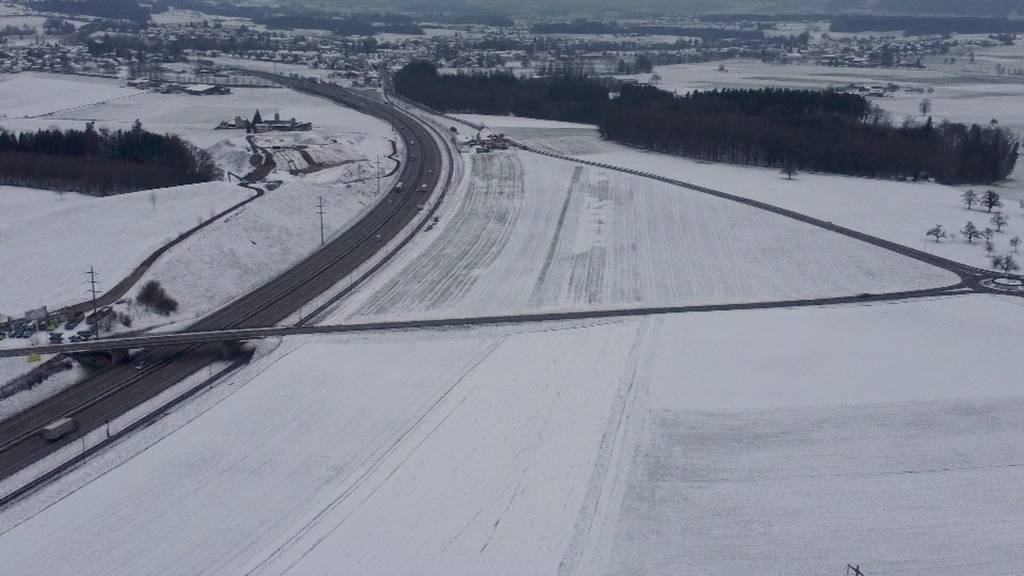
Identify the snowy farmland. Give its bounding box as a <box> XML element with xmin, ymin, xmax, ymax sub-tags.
<box><xmin>0</xmin><ymin>73</ymin><xmax>400</xmax><ymax>328</ymax></box>
<box><xmin>0</xmin><ymin>73</ymin><xmax>142</xmax><ymax>118</ymax></box>
<box><xmin>323</xmin><ymin>150</ymin><xmax>956</xmax><ymax>323</ymax></box>
<box><xmin>127</xmin><ymin>171</ymin><xmax>395</xmax><ymax>329</ymax></box>
<box><xmin>2</xmin><ymin>294</ymin><xmax>1022</xmax><ymax>575</ymax></box>
<box><xmin>0</xmin><ymin>73</ymin><xmax>395</xmax><ymax>172</ymax></box>
<box><xmin>0</xmin><ymin>182</ymin><xmax>252</xmax><ymax>315</ymax></box>
<box><xmin>628</xmin><ymin>55</ymin><xmax>1024</xmax><ymax>181</ymax></box>
<box><xmin>482</xmin><ymin>116</ymin><xmax>1024</xmax><ymax>273</ymax></box>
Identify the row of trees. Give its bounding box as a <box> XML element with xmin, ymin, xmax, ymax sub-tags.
<box><xmin>395</xmin><ymin>63</ymin><xmax>1019</xmax><ymax>184</ymax></box>
<box><xmin>0</xmin><ymin>122</ymin><xmax>221</xmax><ymax>195</ymax></box>
<box><xmin>830</xmin><ymin>14</ymin><xmax>1024</xmax><ymax>35</ymax></box>
<box><xmin>602</xmin><ymin>85</ymin><xmax>1019</xmax><ymax>184</ymax></box>
<box><xmin>393</xmin><ymin>62</ymin><xmax>610</xmax><ymax>124</ymax></box>
<box><xmin>29</xmin><ymin>0</ymin><xmax>149</xmax><ymax>23</ymax></box>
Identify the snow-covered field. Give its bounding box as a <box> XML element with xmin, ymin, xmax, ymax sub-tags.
<box><xmin>2</xmin><ymin>294</ymin><xmax>1022</xmax><ymax>575</ymax></box>
<box><xmin>484</xmin><ymin>117</ymin><xmax>1024</xmax><ymax>272</ymax></box>
<box><xmin>322</xmin><ymin>150</ymin><xmax>955</xmax><ymax>323</ymax></box>
<box><xmin>629</xmin><ymin>55</ymin><xmax>1024</xmax><ymax>181</ymax></box>
<box><xmin>0</xmin><ymin>182</ymin><xmax>251</xmax><ymax>315</ymax></box>
<box><xmin>128</xmin><ymin>171</ymin><xmax>394</xmax><ymax>329</ymax></box>
<box><xmin>0</xmin><ymin>73</ymin><xmax>142</xmax><ymax>118</ymax></box>
<box><xmin>0</xmin><ymin>73</ymin><xmax>399</xmax><ymax>329</ymax></box>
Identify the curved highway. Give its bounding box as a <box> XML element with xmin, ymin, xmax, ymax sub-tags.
<box><xmin>0</xmin><ymin>77</ymin><xmax>452</xmax><ymax>482</ymax></box>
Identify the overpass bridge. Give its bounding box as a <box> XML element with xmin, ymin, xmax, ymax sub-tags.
<box><xmin>0</xmin><ymin>281</ymin><xmax>981</xmax><ymax>361</ymax></box>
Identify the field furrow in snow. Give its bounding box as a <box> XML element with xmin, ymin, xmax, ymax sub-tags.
<box><xmin>3</xmin><ymin>296</ymin><xmax>1023</xmax><ymax>575</ymax></box>
<box><xmin>0</xmin><ymin>320</ymin><xmax>643</xmax><ymax>576</ymax></box>
<box><xmin>326</xmin><ymin>150</ymin><xmax>956</xmax><ymax>323</ymax></box>
<box><xmin>496</xmin><ymin>116</ymin><xmax>1023</xmax><ymax>273</ymax></box>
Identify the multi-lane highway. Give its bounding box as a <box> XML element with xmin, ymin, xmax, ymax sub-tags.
<box><xmin>0</xmin><ymin>76</ymin><xmax>452</xmax><ymax>481</ymax></box>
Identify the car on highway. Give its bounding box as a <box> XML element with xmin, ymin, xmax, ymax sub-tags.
<box><xmin>40</xmin><ymin>417</ymin><xmax>77</xmax><ymax>441</ymax></box>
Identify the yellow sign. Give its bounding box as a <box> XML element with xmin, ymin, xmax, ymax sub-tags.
<box><xmin>27</xmin><ymin>353</ymin><xmax>41</xmax><ymax>363</ymax></box>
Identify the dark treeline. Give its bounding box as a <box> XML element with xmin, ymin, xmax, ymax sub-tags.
<box><xmin>528</xmin><ymin>20</ymin><xmax>765</xmax><ymax>41</ymax></box>
<box><xmin>0</xmin><ymin>24</ymin><xmax>35</xmax><ymax>37</ymax></box>
<box><xmin>255</xmin><ymin>14</ymin><xmax>423</xmax><ymax>35</ymax></box>
<box><xmin>394</xmin><ymin>63</ymin><xmax>1018</xmax><ymax>184</ymax></box>
<box><xmin>874</xmin><ymin>0</ymin><xmax>1024</xmax><ymax>17</ymax></box>
<box><xmin>530</xmin><ymin>20</ymin><xmax>619</xmax><ymax>34</ymax></box>
<box><xmin>151</xmin><ymin>0</ymin><xmax>259</xmax><ymax>19</ymax></box>
<box><xmin>427</xmin><ymin>12</ymin><xmax>514</xmax><ymax>27</ymax></box>
<box><xmin>697</xmin><ymin>14</ymin><xmax>830</xmax><ymax>23</ymax></box>
<box><xmin>629</xmin><ymin>25</ymin><xmax>765</xmax><ymax>41</ymax></box>
<box><xmin>30</xmin><ymin>0</ymin><xmax>149</xmax><ymax>23</ymax></box>
<box><xmin>394</xmin><ymin>61</ymin><xmax>609</xmax><ymax>124</ymax></box>
<box><xmin>604</xmin><ymin>85</ymin><xmax>1018</xmax><ymax>184</ymax></box>
<box><xmin>0</xmin><ymin>122</ymin><xmax>221</xmax><ymax>195</ymax></box>
<box><xmin>831</xmin><ymin>15</ymin><xmax>1024</xmax><ymax>35</ymax></box>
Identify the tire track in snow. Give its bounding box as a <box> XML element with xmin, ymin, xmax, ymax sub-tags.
<box><xmin>558</xmin><ymin>318</ymin><xmax>654</xmax><ymax>576</ymax></box>
<box><xmin>529</xmin><ymin>165</ymin><xmax>583</xmax><ymax>306</ymax></box>
<box><xmin>354</xmin><ymin>154</ymin><xmax>524</xmax><ymax>316</ymax></box>
<box><xmin>245</xmin><ymin>337</ymin><xmax>507</xmax><ymax>576</ymax></box>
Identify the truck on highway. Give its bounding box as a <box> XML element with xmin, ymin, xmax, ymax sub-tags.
<box><xmin>40</xmin><ymin>417</ymin><xmax>77</xmax><ymax>441</ymax></box>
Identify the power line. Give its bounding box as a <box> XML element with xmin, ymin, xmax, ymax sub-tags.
<box><xmin>85</xmin><ymin>265</ymin><xmax>102</xmax><ymax>340</ymax></box>
<box><xmin>316</xmin><ymin>196</ymin><xmax>325</xmax><ymax>247</ymax></box>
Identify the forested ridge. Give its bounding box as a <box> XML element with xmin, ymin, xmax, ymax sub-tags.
<box><xmin>0</xmin><ymin>121</ymin><xmax>221</xmax><ymax>195</ymax></box>
<box><xmin>395</xmin><ymin>62</ymin><xmax>1019</xmax><ymax>184</ymax></box>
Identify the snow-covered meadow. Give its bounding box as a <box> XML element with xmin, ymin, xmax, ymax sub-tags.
<box><xmin>0</xmin><ymin>73</ymin><xmax>399</xmax><ymax>328</ymax></box>
<box><xmin>323</xmin><ymin>150</ymin><xmax>956</xmax><ymax>323</ymax></box>
<box><xmin>627</xmin><ymin>55</ymin><xmax>1024</xmax><ymax>181</ymax></box>
<box><xmin>2</xmin><ymin>294</ymin><xmax>1021</xmax><ymax>575</ymax></box>
<box><xmin>0</xmin><ymin>182</ymin><xmax>252</xmax><ymax>315</ymax></box>
<box><xmin>0</xmin><ymin>73</ymin><xmax>142</xmax><ymax>118</ymax></box>
<box><xmin>0</xmin><ymin>73</ymin><xmax>395</xmax><ymax>175</ymax></box>
<box><xmin>468</xmin><ymin>115</ymin><xmax>1024</xmax><ymax>273</ymax></box>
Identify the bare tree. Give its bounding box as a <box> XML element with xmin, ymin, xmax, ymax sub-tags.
<box><xmin>983</xmin><ymin>227</ymin><xmax>995</xmax><ymax>241</ymax></box>
<box><xmin>982</xmin><ymin>190</ymin><xmax>1003</xmax><ymax>213</ymax></box>
<box><xmin>991</xmin><ymin>212</ymin><xmax>1009</xmax><ymax>232</ymax></box>
<box><xmin>1011</xmin><ymin>236</ymin><xmax>1021</xmax><ymax>252</ymax></box>
<box><xmin>919</xmin><ymin>98</ymin><xmax>932</xmax><ymax>116</ymax></box>
<box><xmin>961</xmin><ymin>221</ymin><xmax>982</xmax><ymax>243</ymax></box>
<box><xmin>985</xmin><ymin>240</ymin><xmax>996</xmax><ymax>256</ymax></box>
<box><xmin>961</xmin><ymin>189</ymin><xmax>978</xmax><ymax>210</ymax></box>
<box><xmin>781</xmin><ymin>159</ymin><xmax>797</xmax><ymax>180</ymax></box>
<box><xmin>925</xmin><ymin>224</ymin><xmax>947</xmax><ymax>242</ymax></box>
<box><xmin>992</xmin><ymin>254</ymin><xmax>1020</xmax><ymax>274</ymax></box>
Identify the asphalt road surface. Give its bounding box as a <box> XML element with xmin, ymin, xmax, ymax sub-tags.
<box><xmin>0</xmin><ymin>77</ymin><xmax>451</xmax><ymax>482</ymax></box>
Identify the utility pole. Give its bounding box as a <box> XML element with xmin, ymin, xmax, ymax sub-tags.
<box><xmin>86</xmin><ymin>266</ymin><xmax>101</xmax><ymax>340</ymax></box>
<box><xmin>317</xmin><ymin>196</ymin><xmax>325</xmax><ymax>247</ymax></box>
